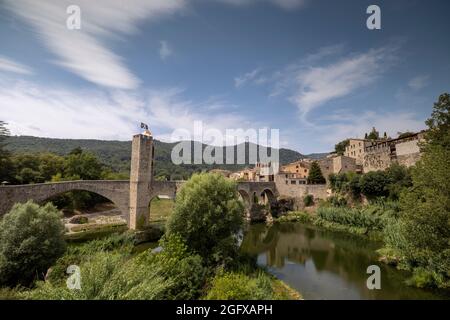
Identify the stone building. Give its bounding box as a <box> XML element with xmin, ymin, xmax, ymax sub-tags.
<box><xmin>229</xmin><ymin>162</ymin><xmax>276</xmax><ymax>182</ymax></box>
<box><xmin>280</xmin><ymin>160</ymin><xmax>311</xmax><ymax>179</ymax></box>
<box><xmin>344</xmin><ymin>138</ymin><xmax>384</xmax><ymax>165</ymax></box>
<box><xmin>363</xmin><ymin>131</ymin><xmax>426</xmax><ymax>172</ymax></box>
<box><xmin>318</xmin><ymin>155</ymin><xmax>359</xmax><ymax>180</ymax></box>
<box><xmin>230</xmin><ymin>168</ymin><xmax>256</xmax><ymax>181</ymax></box>
<box><xmin>274</xmin><ymin>173</ymin><xmax>328</xmax><ymax>200</ymax></box>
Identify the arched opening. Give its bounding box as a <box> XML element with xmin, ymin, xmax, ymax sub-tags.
<box><xmin>237</xmin><ymin>189</ymin><xmax>251</xmax><ymax>209</ymax></box>
<box><xmin>148</xmin><ymin>195</ymin><xmax>175</xmax><ymax>224</ymax></box>
<box><xmin>43</xmin><ymin>189</ymin><xmax>125</xmax><ymax>231</ymax></box>
<box><xmin>259</xmin><ymin>189</ymin><xmax>275</xmax><ymax>205</ymax></box>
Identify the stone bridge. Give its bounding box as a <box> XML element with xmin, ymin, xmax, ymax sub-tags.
<box><xmin>0</xmin><ymin>179</ymin><xmax>277</xmax><ymax>226</ymax></box>
<box><xmin>0</xmin><ymin>133</ymin><xmax>278</xmax><ymax>229</ymax></box>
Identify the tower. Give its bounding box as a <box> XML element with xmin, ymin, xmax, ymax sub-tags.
<box><xmin>129</xmin><ymin>133</ymin><xmax>154</xmax><ymax>230</ymax></box>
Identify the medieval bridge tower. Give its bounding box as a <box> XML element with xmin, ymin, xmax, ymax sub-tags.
<box><xmin>129</xmin><ymin>132</ymin><xmax>154</xmax><ymax>230</ymax></box>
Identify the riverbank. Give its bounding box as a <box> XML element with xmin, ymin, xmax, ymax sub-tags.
<box><xmin>274</xmin><ymin>210</ymin><xmax>383</xmax><ymax>240</ymax></box>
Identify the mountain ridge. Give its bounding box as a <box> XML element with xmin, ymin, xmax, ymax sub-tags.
<box><xmin>5</xmin><ymin>135</ymin><xmax>329</xmax><ymax>178</ymax></box>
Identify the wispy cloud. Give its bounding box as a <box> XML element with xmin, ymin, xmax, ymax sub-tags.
<box><xmin>0</xmin><ymin>56</ymin><xmax>33</xmax><ymax>75</ymax></box>
<box><xmin>217</xmin><ymin>0</ymin><xmax>307</xmax><ymax>10</ymax></box>
<box><xmin>0</xmin><ymin>74</ymin><xmax>257</xmax><ymax>145</ymax></box>
<box><xmin>408</xmin><ymin>75</ymin><xmax>430</xmax><ymax>90</ymax></box>
<box><xmin>4</xmin><ymin>0</ymin><xmax>187</xmax><ymax>89</ymax></box>
<box><xmin>234</xmin><ymin>68</ymin><xmax>262</xmax><ymax>88</ymax></box>
<box><xmin>268</xmin><ymin>45</ymin><xmax>400</xmax><ymax>121</ymax></box>
<box><xmin>159</xmin><ymin>40</ymin><xmax>173</xmax><ymax>61</ymax></box>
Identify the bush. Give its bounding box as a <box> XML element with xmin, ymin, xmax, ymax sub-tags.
<box><xmin>360</xmin><ymin>171</ymin><xmax>390</xmax><ymax>199</ymax></box>
<box><xmin>25</xmin><ymin>234</ymin><xmax>207</xmax><ymax>300</ymax></box>
<box><xmin>25</xmin><ymin>251</ymin><xmax>172</xmax><ymax>300</ymax></box>
<box><xmin>166</xmin><ymin>173</ymin><xmax>244</xmax><ymax>265</ymax></box>
<box><xmin>0</xmin><ymin>201</ymin><xmax>66</xmax><ymax>287</ymax></box>
<box><xmin>316</xmin><ymin>205</ymin><xmax>385</xmax><ymax>232</ymax></box>
<box><xmin>303</xmin><ymin>194</ymin><xmax>314</xmax><ymax>207</ymax></box>
<box><xmin>328</xmin><ymin>195</ymin><xmax>347</xmax><ymax>207</ymax></box>
<box><xmin>205</xmin><ymin>271</ymin><xmax>274</xmax><ymax>300</ymax></box>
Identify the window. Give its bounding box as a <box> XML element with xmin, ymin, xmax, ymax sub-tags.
<box><xmin>285</xmin><ymin>180</ymin><xmax>288</xmax><ymax>184</ymax></box>
<box><xmin>291</xmin><ymin>180</ymin><xmax>296</xmax><ymax>185</ymax></box>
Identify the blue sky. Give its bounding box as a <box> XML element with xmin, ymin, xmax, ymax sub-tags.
<box><xmin>0</xmin><ymin>0</ymin><xmax>449</xmax><ymax>154</ymax></box>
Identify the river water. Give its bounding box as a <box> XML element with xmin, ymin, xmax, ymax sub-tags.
<box><xmin>240</xmin><ymin>222</ymin><xmax>449</xmax><ymax>300</ymax></box>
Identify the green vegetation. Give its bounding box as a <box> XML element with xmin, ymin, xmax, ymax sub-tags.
<box><xmin>329</xmin><ymin>163</ymin><xmax>412</xmax><ymax>201</ymax></box>
<box><xmin>303</xmin><ymin>194</ymin><xmax>314</xmax><ymax>207</ymax></box>
<box><xmin>205</xmin><ymin>271</ymin><xmax>283</xmax><ymax>300</ymax></box>
<box><xmin>166</xmin><ymin>173</ymin><xmax>244</xmax><ymax>265</ymax></box>
<box><xmin>334</xmin><ymin>139</ymin><xmax>349</xmax><ymax>156</ymax></box>
<box><xmin>366</xmin><ymin>127</ymin><xmax>380</xmax><ymax>140</ymax></box>
<box><xmin>307</xmin><ymin>161</ymin><xmax>326</xmax><ymax>184</ymax></box>
<box><xmin>149</xmin><ymin>198</ymin><xmax>174</xmax><ymax>223</ymax></box>
<box><xmin>0</xmin><ymin>121</ymin><xmax>14</xmax><ymax>183</ymax></box>
<box><xmin>0</xmin><ymin>201</ymin><xmax>66</xmax><ymax>287</ymax></box>
<box><xmin>381</xmin><ymin>93</ymin><xmax>450</xmax><ymax>289</ymax></box>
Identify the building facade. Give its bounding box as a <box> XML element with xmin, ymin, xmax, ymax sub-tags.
<box><xmin>362</xmin><ymin>131</ymin><xmax>425</xmax><ymax>172</ymax></box>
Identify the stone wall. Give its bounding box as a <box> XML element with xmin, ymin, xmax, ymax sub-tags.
<box><xmin>274</xmin><ymin>174</ymin><xmax>328</xmax><ymax>200</ymax></box>
<box><xmin>363</xmin><ymin>143</ymin><xmax>392</xmax><ymax>172</ymax></box>
<box><xmin>396</xmin><ymin>140</ymin><xmax>421</xmax><ymax>167</ymax></box>
<box><xmin>318</xmin><ymin>156</ymin><xmax>358</xmax><ymax>180</ymax></box>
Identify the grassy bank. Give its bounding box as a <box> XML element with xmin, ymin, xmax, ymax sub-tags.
<box><xmin>274</xmin><ymin>204</ymin><xmax>392</xmax><ymax>241</ymax></box>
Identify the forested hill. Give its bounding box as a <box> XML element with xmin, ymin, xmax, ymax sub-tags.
<box><xmin>5</xmin><ymin>136</ymin><xmax>328</xmax><ymax>179</ymax></box>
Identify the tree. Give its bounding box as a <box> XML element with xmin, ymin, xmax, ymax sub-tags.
<box><xmin>166</xmin><ymin>173</ymin><xmax>244</xmax><ymax>265</ymax></box>
<box><xmin>0</xmin><ymin>121</ymin><xmax>14</xmax><ymax>183</ymax></box>
<box><xmin>307</xmin><ymin>161</ymin><xmax>326</xmax><ymax>184</ymax></box>
<box><xmin>397</xmin><ymin>131</ymin><xmax>415</xmax><ymax>139</ymax></box>
<box><xmin>334</xmin><ymin>139</ymin><xmax>349</xmax><ymax>155</ymax></box>
<box><xmin>385</xmin><ymin>164</ymin><xmax>412</xmax><ymax>200</ymax></box>
<box><xmin>424</xmin><ymin>93</ymin><xmax>450</xmax><ymax>149</ymax></box>
<box><xmin>387</xmin><ymin>93</ymin><xmax>450</xmax><ymax>288</ymax></box>
<box><xmin>366</xmin><ymin>127</ymin><xmax>380</xmax><ymax>140</ymax></box>
<box><xmin>359</xmin><ymin>171</ymin><xmax>390</xmax><ymax>198</ymax></box>
<box><xmin>63</xmin><ymin>150</ymin><xmax>103</xmax><ymax>180</ymax></box>
<box><xmin>0</xmin><ymin>201</ymin><xmax>66</xmax><ymax>287</ymax></box>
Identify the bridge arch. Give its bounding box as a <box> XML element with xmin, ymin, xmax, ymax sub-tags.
<box><xmin>259</xmin><ymin>188</ymin><xmax>276</xmax><ymax>205</ymax></box>
<box><xmin>0</xmin><ymin>181</ymin><xmax>130</xmax><ymax>219</ymax></box>
<box><xmin>238</xmin><ymin>189</ymin><xmax>251</xmax><ymax>208</ymax></box>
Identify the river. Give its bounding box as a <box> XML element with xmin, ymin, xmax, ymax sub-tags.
<box><xmin>240</xmin><ymin>222</ymin><xmax>449</xmax><ymax>300</ymax></box>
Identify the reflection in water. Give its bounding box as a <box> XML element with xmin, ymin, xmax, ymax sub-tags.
<box><xmin>241</xmin><ymin>222</ymin><xmax>449</xmax><ymax>300</ymax></box>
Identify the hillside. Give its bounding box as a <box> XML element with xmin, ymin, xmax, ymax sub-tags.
<box><xmin>5</xmin><ymin>136</ymin><xmax>328</xmax><ymax>178</ymax></box>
